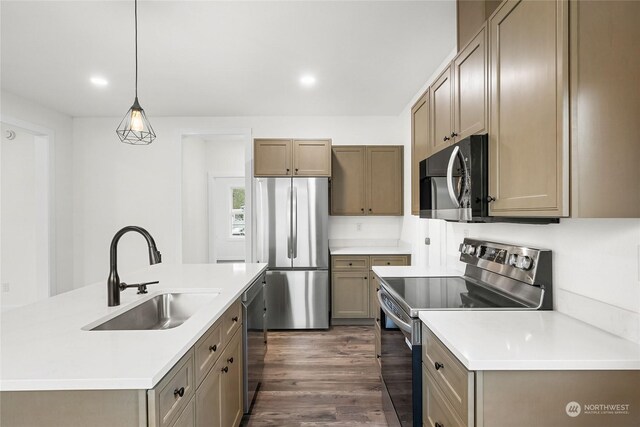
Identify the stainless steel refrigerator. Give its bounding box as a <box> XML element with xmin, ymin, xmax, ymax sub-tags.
<box><xmin>254</xmin><ymin>177</ymin><xmax>329</xmax><ymax>329</ymax></box>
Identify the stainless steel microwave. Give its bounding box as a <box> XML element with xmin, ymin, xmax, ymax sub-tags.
<box><xmin>419</xmin><ymin>134</ymin><xmax>558</xmax><ymax>224</ymax></box>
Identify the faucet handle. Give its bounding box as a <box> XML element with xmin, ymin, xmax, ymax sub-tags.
<box><xmin>120</xmin><ymin>280</ymin><xmax>159</xmax><ymax>294</ymax></box>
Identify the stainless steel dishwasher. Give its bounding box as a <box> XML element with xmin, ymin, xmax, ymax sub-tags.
<box><xmin>242</xmin><ymin>273</ymin><xmax>267</xmax><ymax>412</ymax></box>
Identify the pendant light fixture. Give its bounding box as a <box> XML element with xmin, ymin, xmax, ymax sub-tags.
<box><xmin>116</xmin><ymin>0</ymin><xmax>156</xmax><ymax>145</ymax></box>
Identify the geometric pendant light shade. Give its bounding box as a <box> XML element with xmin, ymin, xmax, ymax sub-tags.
<box><xmin>116</xmin><ymin>97</ymin><xmax>156</xmax><ymax>145</ymax></box>
<box><xmin>116</xmin><ymin>0</ymin><xmax>156</xmax><ymax>145</ymax></box>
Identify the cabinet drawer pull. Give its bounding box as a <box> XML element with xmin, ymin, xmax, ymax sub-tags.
<box><xmin>386</xmin><ymin>262</ymin><xmax>391</xmax><ymax>265</ymax></box>
<box><xmin>363</xmin><ymin>276</ymin><xmax>368</xmax><ymax>280</ymax></box>
<box><xmin>435</xmin><ymin>423</ymin><xmax>444</xmax><ymax>427</ymax></box>
<box><xmin>232</xmin><ymin>316</ymin><xmax>239</xmax><ymax>322</ymax></box>
<box><xmin>227</xmin><ymin>357</ymin><xmax>234</xmax><ymax>364</ymax></box>
<box><xmin>173</xmin><ymin>387</ymin><xmax>185</xmax><ymax>398</ymax></box>
<box><xmin>221</xmin><ymin>366</ymin><xmax>229</xmax><ymax>373</ymax></box>
<box><xmin>435</xmin><ymin>361</ymin><xmax>444</xmax><ymax>371</ymax></box>
<box><xmin>209</xmin><ymin>344</ymin><xmax>217</xmax><ymax>352</ymax></box>
<box><xmin>348</xmin><ymin>262</ymin><xmax>353</xmax><ymax>266</ymax></box>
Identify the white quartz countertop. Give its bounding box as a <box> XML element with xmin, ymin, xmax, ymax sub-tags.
<box><xmin>330</xmin><ymin>246</ymin><xmax>412</xmax><ymax>255</ymax></box>
<box><xmin>419</xmin><ymin>311</ymin><xmax>640</xmax><ymax>371</ymax></box>
<box><xmin>372</xmin><ymin>265</ymin><xmax>463</xmax><ymax>278</ymax></box>
<box><xmin>0</xmin><ymin>263</ymin><xmax>267</xmax><ymax>391</ymax></box>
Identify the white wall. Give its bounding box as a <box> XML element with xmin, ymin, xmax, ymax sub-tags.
<box><xmin>1</xmin><ymin>125</ymin><xmax>38</xmax><ymax>309</ymax></box>
<box><xmin>72</xmin><ymin>115</ymin><xmax>404</xmax><ymax>286</ymax></box>
<box><xmin>397</xmin><ymin>51</ymin><xmax>640</xmax><ymax>344</ymax></box>
<box><xmin>0</xmin><ymin>91</ymin><xmax>75</xmax><ymax>294</ymax></box>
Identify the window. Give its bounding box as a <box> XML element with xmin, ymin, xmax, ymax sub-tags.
<box><xmin>230</xmin><ymin>187</ymin><xmax>245</xmax><ymax>237</ymax></box>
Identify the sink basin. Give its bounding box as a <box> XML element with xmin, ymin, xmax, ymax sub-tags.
<box><xmin>90</xmin><ymin>292</ymin><xmax>219</xmax><ymax>331</ymax></box>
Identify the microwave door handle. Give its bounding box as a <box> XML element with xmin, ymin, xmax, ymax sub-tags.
<box><xmin>446</xmin><ymin>145</ymin><xmax>461</xmax><ymax>206</ymax></box>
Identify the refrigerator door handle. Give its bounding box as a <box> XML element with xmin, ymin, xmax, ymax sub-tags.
<box><xmin>292</xmin><ymin>186</ymin><xmax>298</xmax><ymax>258</ymax></box>
<box><xmin>287</xmin><ymin>186</ymin><xmax>292</xmax><ymax>259</ymax></box>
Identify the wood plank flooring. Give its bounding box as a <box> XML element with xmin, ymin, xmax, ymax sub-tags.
<box><xmin>242</xmin><ymin>326</ymin><xmax>387</xmax><ymax>427</ymax></box>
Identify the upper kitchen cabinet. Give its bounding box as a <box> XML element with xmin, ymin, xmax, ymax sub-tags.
<box><xmin>569</xmin><ymin>0</ymin><xmax>640</xmax><ymax>217</ymax></box>
<box><xmin>331</xmin><ymin>146</ymin><xmax>367</xmax><ymax>215</ymax></box>
<box><xmin>254</xmin><ymin>139</ymin><xmax>292</xmax><ymax>176</ymax></box>
<box><xmin>453</xmin><ymin>25</ymin><xmax>487</xmax><ymax>142</ymax></box>
<box><xmin>254</xmin><ymin>138</ymin><xmax>332</xmax><ymax>177</ymax></box>
<box><xmin>330</xmin><ymin>146</ymin><xmax>403</xmax><ymax>216</ymax></box>
<box><xmin>366</xmin><ymin>146</ymin><xmax>403</xmax><ymax>216</ymax></box>
<box><xmin>411</xmin><ymin>90</ymin><xmax>429</xmax><ymax>215</ymax></box>
<box><xmin>429</xmin><ymin>65</ymin><xmax>454</xmax><ymax>156</ymax></box>
<box><xmin>488</xmin><ymin>0</ymin><xmax>569</xmax><ymax>217</ymax></box>
<box><xmin>456</xmin><ymin>0</ymin><xmax>501</xmax><ymax>51</ymax></box>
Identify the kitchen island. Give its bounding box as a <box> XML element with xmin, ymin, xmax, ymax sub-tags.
<box><xmin>0</xmin><ymin>262</ymin><xmax>267</xmax><ymax>427</ymax></box>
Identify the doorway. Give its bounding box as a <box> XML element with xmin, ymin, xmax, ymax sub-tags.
<box><xmin>1</xmin><ymin>121</ymin><xmax>52</xmax><ymax>311</ymax></box>
<box><xmin>181</xmin><ymin>132</ymin><xmax>251</xmax><ymax>264</ymax></box>
<box><xmin>209</xmin><ymin>177</ymin><xmax>245</xmax><ymax>263</ymax></box>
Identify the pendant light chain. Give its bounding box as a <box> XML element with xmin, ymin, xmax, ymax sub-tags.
<box><xmin>116</xmin><ymin>0</ymin><xmax>156</xmax><ymax>144</ymax></box>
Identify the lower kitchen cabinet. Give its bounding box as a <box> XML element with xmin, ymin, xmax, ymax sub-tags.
<box><xmin>331</xmin><ymin>255</ymin><xmax>410</xmax><ymax>323</ymax></box>
<box><xmin>196</xmin><ymin>328</ymin><xmax>243</xmax><ymax>427</ymax></box>
<box><xmin>422</xmin><ymin>324</ymin><xmax>640</xmax><ymax>427</ymax></box>
<box><xmin>332</xmin><ymin>271</ymin><xmax>370</xmax><ymax>318</ymax></box>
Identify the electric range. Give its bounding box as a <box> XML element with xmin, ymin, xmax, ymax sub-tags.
<box><xmin>377</xmin><ymin>238</ymin><xmax>553</xmax><ymax>427</ymax></box>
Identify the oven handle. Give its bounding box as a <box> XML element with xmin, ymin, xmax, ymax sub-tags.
<box><xmin>377</xmin><ymin>290</ymin><xmax>412</xmax><ymax>334</ymax></box>
<box><xmin>446</xmin><ymin>145</ymin><xmax>461</xmax><ymax>206</ymax></box>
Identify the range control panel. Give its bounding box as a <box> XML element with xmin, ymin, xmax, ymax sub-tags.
<box><xmin>458</xmin><ymin>238</ymin><xmax>551</xmax><ymax>287</ymax></box>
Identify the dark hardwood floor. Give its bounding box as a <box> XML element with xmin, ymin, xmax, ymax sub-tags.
<box><xmin>242</xmin><ymin>326</ymin><xmax>387</xmax><ymax>427</ymax></box>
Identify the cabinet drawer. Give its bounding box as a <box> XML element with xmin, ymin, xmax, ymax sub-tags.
<box><xmin>423</xmin><ymin>365</ymin><xmax>466</xmax><ymax>427</ymax></box>
<box><xmin>173</xmin><ymin>396</ymin><xmax>195</xmax><ymax>427</ymax></box>
<box><xmin>332</xmin><ymin>256</ymin><xmax>369</xmax><ymax>270</ymax></box>
<box><xmin>370</xmin><ymin>255</ymin><xmax>409</xmax><ymax>268</ymax></box>
<box><xmin>223</xmin><ymin>300</ymin><xmax>242</xmax><ymax>341</ymax></box>
<box><xmin>148</xmin><ymin>350</ymin><xmax>195</xmax><ymax>427</ymax></box>
<box><xmin>194</xmin><ymin>320</ymin><xmax>223</xmax><ymax>386</ymax></box>
<box><xmin>423</xmin><ymin>326</ymin><xmax>473</xmax><ymax>422</ymax></box>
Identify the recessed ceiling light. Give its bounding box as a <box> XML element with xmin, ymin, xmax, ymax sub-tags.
<box><xmin>90</xmin><ymin>76</ymin><xmax>108</xmax><ymax>87</ymax></box>
<box><xmin>300</xmin><ymin>75</ymin><xmax>316</xmax><ymax>87</ymax></box>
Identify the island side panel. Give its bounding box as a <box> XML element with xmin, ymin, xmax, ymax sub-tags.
<box><xmin>0</xmin><ymin>389</ymin><xmax>147</xmax><ymax>427</ymax></box>
<box><xmin>477</xmin><ymin>370</ymin><xmax>640</xmax><ymax>427</ymax></box>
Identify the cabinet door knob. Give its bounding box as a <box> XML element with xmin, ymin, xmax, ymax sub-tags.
<box><xmin>209</xmin><ymin>344</ymin><xmax>217</xmax><ymax>352</ymax></box>
<box><xmin>368</xmin><ymin>208</ymin><xmax>372</xmax><ymax>212</ymax></box>
<box><xmin>221</xmin><ymin>366</ymin><xmax>229</xmax><ymax>373</ymax></box>
<box><xmin>386</xmin><ymin>262</ymin><xmax>390</xmax><ymax>265</ymax></box>
<box><xmin>435</xmin><ymin>361</ymin><xmax>444</xmax><ymax>370</ymax></box>
<box><xmin>435</xmin><ymin>423</ymin><xmax>444</xmax><ymax>427</ymax></box>
<box><xmin>451</xmin><ymin>132</ymin><xmax>458</xmax><ymax>138</ymax></box>
<box><xmin>443</xmin><ymin>136</ymin><xmax>450</xmax><ymax>141</ymax></box>
<box><xmin>361</xmin><ymin>208</ymin><xmax>365</xmax><ymax>212</ymax></box>
<box><xmin>173</xmin><ymin>387</ymin><xmax>185</xmax><ymax>398</ymax></box>
<box><xmin>364</xmin><ymin>276</ymin><xmax>368</xmax><ymax>280</ymax></box>
<box><xmin>295</xmin><ymin>168</ymin><xmax>299</xmax><ymax>172</ymax></box>
<box><xmin>348</xmin><ymin>262</ymin><xmax>353</xmax><ymax>266</ymax></box>
<box><xmin>227</xmin><ymin>357</ymin><xmax>234</xmax><ymax>364</ymax></box>
<box><xmin>486</xmin><ymin>196</ymin><xmax>496</xmax><ymax>203</ymax></box>
<box><xmin>232</xmin><ymin>316</ymin><xmax>239</xmax><ymax>322</ymax></box>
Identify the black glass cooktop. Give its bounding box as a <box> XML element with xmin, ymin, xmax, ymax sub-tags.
<box><xmin>381</xmin><ymin>276</ymin><xmax>529</xmax><ymax>311</ymax></box>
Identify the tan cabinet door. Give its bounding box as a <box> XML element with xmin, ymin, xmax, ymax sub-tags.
<box><xmin>488</xmin><ymin>0</ymin><xmax>568</xmax><ymax>217</ymax></box>
<box><xmin>429</xmin><ymin>65</ymin><xmax>454</xmax><ymax>156</ymax></box>
<box><xmin>411</xmin><ymin>91</ymin><xmax>429</xmax><ymax>215</ymax></box>
<box><xmin>293</xmin><ymin>139</ymin><xmax>331</xmax><ymax>176</ymax></box>
<box><xmin>195</xmin><ymin>357</ymin><xmax>222</xmax><ymax>427</ymax></box>
<box><xmin>453</xmin><ymin>25</ymin><xmax>487</xmax><ymax>142</ymax></box>
<box><xmin>221</xmin><ymin>331</ymin><xmax>243</xmax><ymax>427</ymax></box>
<box><xmin>331</xmin><ymin>272</ymin><xmax>370</xmax><ymax>318</ymax></box>
<box><xmin>330</xmin><ymin>146</ymin><xmax>366</xmax><ymax>215</ymax></box>
<box><xmin>366</xmin><ymin>146</ymin><xmax>403</xmax><ymax>216</ymax></box>
<box><xmin>254</xmin><ymin>139</ymin><xmax>292</xmax><ymax>176</ymax></box>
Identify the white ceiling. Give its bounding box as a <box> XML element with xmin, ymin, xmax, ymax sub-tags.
<box><xmin>1</xmin><ymin>1</ymin><xmax>456</xmax><ymax>117</ymax></box>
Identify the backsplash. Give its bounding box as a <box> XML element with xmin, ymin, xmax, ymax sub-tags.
<box><xmin>420</xmin><ymin>218</ymin><xmax>640</xmax><ymax>343</ymax></box>
<box><xmin>328</xmin><ymin>216</ymin><xmax>403</xmax><ymax>241</ymax></box>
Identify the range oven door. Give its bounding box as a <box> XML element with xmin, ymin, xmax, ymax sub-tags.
<box><xmin>378</xmin><ymin>289</ymin><xmax>422</xmax><ymax>427</ymax></box>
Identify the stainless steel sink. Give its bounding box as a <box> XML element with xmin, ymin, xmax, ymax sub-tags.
<box><xmin>90</xmin><ymin>292</ymin><xmax>218</xmax><ymax>331</ymax></box>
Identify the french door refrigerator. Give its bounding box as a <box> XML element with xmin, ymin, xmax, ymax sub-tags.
<box><xmin>255</xmin><ymin>177</ymin><xmax>329</xmax><ymax>329</ymax></box>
